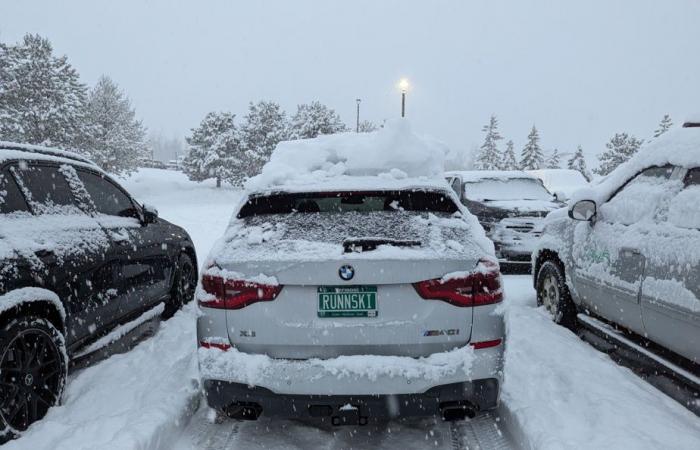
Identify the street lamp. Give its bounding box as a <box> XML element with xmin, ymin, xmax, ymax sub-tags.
<box><xmin>398</xmin><ymin>78</ymin><xmax>410</xmax><ymax>118</ymax></box>
<box><xmin>356</xmin><ymin>98</ymin><xmax>361</xmax><ymax>133</ymax></box>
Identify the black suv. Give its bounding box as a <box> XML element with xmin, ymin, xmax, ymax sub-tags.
<box><xmin>0</xmin><ymin>143</ymin><xmax>197</xmax><ymax>436</ymax></box>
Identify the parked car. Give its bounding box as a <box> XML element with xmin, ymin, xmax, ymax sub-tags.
<box><xmin>532</xmin><ymin>122</ymin><xmax>700</xmax><ymax>364</ymax></box>
<box><xmin>445</xmin><ymin>170</ymin><xmax>564</xmax><ymax>273</ymax></box>
<box><xmin>197</xmin><ymin>178</ymin><xmax>505</xmax><ymax>422</ymax></box>
<box><xmin>0</xmin><ymin>142</ymin><xmax>198</xmax><ymax>436</ymax></box>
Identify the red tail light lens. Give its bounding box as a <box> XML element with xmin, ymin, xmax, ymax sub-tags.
<box><xmin>199</xmin><ymin>275</ymin><xmax>282</xmax><ymax>310</ymax></box>
<box><xmin>413</xmin><ymin>259</ymin><xmax>503</xmax><ymax>307</ymax></box>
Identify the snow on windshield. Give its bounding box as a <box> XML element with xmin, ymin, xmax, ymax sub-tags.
<box><xmin>464</xmin><ymin>178</ymin><xmax>552</xmax><ymax>201</ymax></box>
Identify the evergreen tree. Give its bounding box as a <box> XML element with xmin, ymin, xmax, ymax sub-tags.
<box><xmin>567</xmin><ymin>145</ymin><xmax>591</xmax><ymax>181</ymax></box>
<box><xmin>290</xmin><ymin>101</ymin><xmax>346</xmax><ymax>139</ymax></box>
<box><xmin>240</xmin><ymin>101</ymin><xmax>289</xmax><ymax>177</ymax></box>
<box><xmin>519</xmin><ymin>125</ymin><xmax>544</xmax><ymax>170</ymax></box>
<box><xmin>183</xmin><ymin>112</ymin><xmax>243</xmax><ymax>187</ymax></box>
<box><xmin>358</xmin><ymin>120</ymin><xmax>378</xmax><ymax>133</ymax></box>
<box><xmin>0</xmin><ymin>34</ymin><xmax>89</xmax><ymax>149</ymax></box>
<box><xmin>545</xmin><ymin>148</ymin><xmax>561</xmax><ymax>169</ymax></box>
<box><xmin>83</xmin><ymin>76</ymin><xmax>147</xmax><ymax>175</ymax></box>
<box><xmin>653</xmin><ymin>114</ymin><xmax>673</xmax><ymax>138</ymax></box>
<box><xmin>501</xmin><ymin>140</ymin><xmax>518</xmax><ymax>170</ymax></box>
<box><xmin>475</xmin><ymin>115</ymin><xmax>503</xmax><ymax>170</ymax></box>
<box><xmin>594</xmin><ymin>132</ymin><xmax>643</xmax><ymax>176</ymax></box>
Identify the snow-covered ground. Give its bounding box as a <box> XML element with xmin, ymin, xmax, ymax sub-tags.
<box><xmin>8</xmin><ymin>169</ymin><xmax>700</xmax><ymax>449</ymax></box>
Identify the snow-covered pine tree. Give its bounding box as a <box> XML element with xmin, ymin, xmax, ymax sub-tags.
<box><xmin>545</xmin><ymin>148</ymin><xmax>561</xmax><ymax>169</ymax></box>
<box><xmin>0</xmin><ymin>34</ymin><xmax>89</xmax><ymax>149</ymax></box>
<box><xmin>83</xmin><ymin>76</ymin><xmax>147</xmax><ymax>175</ymax></box>
<box><xmin>290</xmin><ymin>101</ymin><xmax>347</xmax><ymax>139</ymax></box>
<box><xmin>594</xmin><ymin>133</ymin><xmax>643</xmax><ymax>176</ymax></box>
<box><xmin>653</xmin><ymin>114</ymin><xmax>673</xmax><ymax>138</ymax></box>
<box><xmin>475</xmin><ymin>115</ymin><xmax>503</xmax><ymax>170</ymax></box>
<box><xmin>567</xmin><ymin>145</ymin><xmax>591</xmax><ymax>181</ymax></box>
<box><xmin>183</xmin><ymin>112</ymin><xmax>242</xmax><ymax>188</ymax></box>
<box><xmin>358</xmin><ymin>120</ymin><xmax>378</xmax><ymax>133</ymax></box>
<box><xmin>519</xmin><ymin>125</ymin><xmax>544</xmax><ymax>170</ymax></box>
<box><xmin>240</xmin><ymin>101</ymin><xmax>290</xmax><ymax>177</ymax></box>
<box><xmin>501</xmin><ymin>140</ymin><xmax>518</xmax><ymax>170</ymax></box>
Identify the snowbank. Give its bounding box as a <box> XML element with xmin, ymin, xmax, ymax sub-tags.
<box><xmin>7</xmin><ymin>305</ymin><xmax>200</xmax><ymax>450</ymax></box>
<box><xmin>246</xmin><ymin>120</ymin><xmax>450</xmax><ymax>190</ymax></box>
<box><xmin>501</xmin><ymin>276</ymin><xmax>700</xmax><ymax>450</ymax></box>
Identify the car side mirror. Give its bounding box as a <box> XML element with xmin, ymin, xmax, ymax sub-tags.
<box><xmin>569</xmin><ymin>200</ymin><xmax>596</xmax><ymax>221</ymax></box>
<box><xmin>142</xmin><ymin>204</ymin><xmax>159</xmax><ymax>224</ymax></box>
<box><xmin>554</xmin><ymin>191</ymin><xmax>567</xmax><ymax>203</ymax></box>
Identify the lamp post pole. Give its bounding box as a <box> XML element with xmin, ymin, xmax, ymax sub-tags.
<box><xmin>356</xmin><ymin>98</ymin><xmax>361</xmax><ymax>132</ymax></box>
<box><xmin>401</xmin><ymin>91</ymin><xmax>406</xmax><ymax>118</ymax></box>
<box><xmin>398</xmin><ymin>78</ymin><xmax>409</xmax><ymax>118</ymax></box>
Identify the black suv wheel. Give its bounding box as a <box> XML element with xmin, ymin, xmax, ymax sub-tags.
<box><xmin>536</xmin><ymin>260</ymin><xmax>577</xmax><ymax>330</ymax></box>
<box><xmin>0</xmin><ymin>316</ymin><xmax>67</xmax><ymax>434</ymax></box>
<box><xmin>163</xmin><ymin>253</ymin><xmax>197</xmax><ymax>319</ymax></box>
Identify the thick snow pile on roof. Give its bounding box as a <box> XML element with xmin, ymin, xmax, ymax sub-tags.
<box><xmin>526</xmin><ymin>169</ymin><xmax>589</xmax><ymax>197</ymax></box>
<box><xmin>246</xmin><ymin>120</ymin><xmax>450</xmax><ymax>191</ymax></box>
<box><xmin>571</xmin><ymin>127</ymin><xmax>700</xmax><ymax>205</ymax></box>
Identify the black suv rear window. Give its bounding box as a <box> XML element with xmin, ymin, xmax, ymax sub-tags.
<box><xmin>238</xmin><ymin>190</ymin><xmax>458</xmax><ymax>218</ymax></box>
<box><xmin>0</xmin><ymin>168</ymin><xmax>29</xmax><ymax>214</ymax></box>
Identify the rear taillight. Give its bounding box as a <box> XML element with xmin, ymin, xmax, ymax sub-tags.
<box><xmin>413</xmin><ymin>259</ymin><xmax>503</xmax><ymax>307</ymax></box>
<box><xmin>199</xmin><ymin>275</ymin><xmax>282</xmax><ymax>310</ymax></box>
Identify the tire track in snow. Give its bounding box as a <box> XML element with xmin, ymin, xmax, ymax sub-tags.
<box><xmin>176</xmin><ymin>405</ymin><xmax>520</xmax><ymax>450</ymax></box>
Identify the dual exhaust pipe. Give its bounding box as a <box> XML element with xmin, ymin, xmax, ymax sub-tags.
<box><xmin>223</xmin><ymin>401</ymin><xmax>478</xmax><ymax>423</ymax></box>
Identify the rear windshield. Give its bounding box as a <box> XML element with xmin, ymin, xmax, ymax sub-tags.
<box><xmin>464</xmin><ymin>178</ymin><xmax>552</xmax><ymax>201</ymax></box>
<box><xmin>238</xmin><ymin>190</ymin><xmax>458</xmax><ymax>218</ymax></box>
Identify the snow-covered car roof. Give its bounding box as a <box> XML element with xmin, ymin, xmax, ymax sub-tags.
<box><xmin>445</xmin><ymin>170</ymin><xmax>539</xmax><ymax>183</ymax></box>
<box><xmin>246</xmin><ymin>119</ymin><xmax>451</xmax><ymax>193</ymax></box>
<box><xmin>0</xmin><ymin>141</ymin><xmax>100</xmax><ymax>171</ymax></box>
<box><xmin>571</xmin><ymin>125</ymin><xmax>700</xmax><ymax>205</ymax></box>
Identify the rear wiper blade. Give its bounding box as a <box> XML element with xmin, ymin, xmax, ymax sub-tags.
<box><xmin>343</xmin><ymin>238</ymin><xmax>422</xmax><ymax>253</ymax></box>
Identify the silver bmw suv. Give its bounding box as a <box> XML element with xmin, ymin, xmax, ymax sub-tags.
<box><xmin>196</xmin><ymin>179</ymin><xmax>505</xmax><ymax>423</ymax></box>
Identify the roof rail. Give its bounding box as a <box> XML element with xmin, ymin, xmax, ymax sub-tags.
<box><xmin>682</xmin><ymin>122</ymin><xmax>700</xmax><ymax>128</ymax></box>
<box><xmin>0</xmin><ymin>141</ymin><xmax>95</xmax><ymax>165</ymax></box>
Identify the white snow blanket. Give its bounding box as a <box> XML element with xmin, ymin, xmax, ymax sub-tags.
<box><xmin>246</xmin><ymin>119</ymin><xmax>450</xmax><ymax>191</ymax></box>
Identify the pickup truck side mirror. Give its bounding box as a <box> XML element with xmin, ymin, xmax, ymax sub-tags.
<box><xmin>569</xmin><ymin>199</ymin><xmax>596</xmax><ymax>221</ymax></box>
<box><xmin>142</xmin><ymin>204</ymin><xmax>159</xmax><ymax>224</ymax></box>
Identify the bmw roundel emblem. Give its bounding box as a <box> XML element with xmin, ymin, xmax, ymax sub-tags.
<box><xmin>339</xmin><ymin>265</ymin><xmax>355</xmax><ymax>281</ymax></box>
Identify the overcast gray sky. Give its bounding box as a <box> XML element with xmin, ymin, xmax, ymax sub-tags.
<box><xmin>2</xmin><ymin>0</ymin><xmax>699</xmax><ymax>165</ymax></box>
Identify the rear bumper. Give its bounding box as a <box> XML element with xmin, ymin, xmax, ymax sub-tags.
<box><xmin>203</xmin><ymin>378</ymin><xmax>500</xmax><ymax>419</ymax></box>
<box><xmin>198</xmin><ymin>342</ymin><xmax>503</xmax><ymax>396</ymax></box>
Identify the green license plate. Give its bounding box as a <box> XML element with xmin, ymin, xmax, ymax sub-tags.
<box><xmin>317</xmin><ymin>286</ymin><xmax>378</xmax><ymax>318</ymax></box>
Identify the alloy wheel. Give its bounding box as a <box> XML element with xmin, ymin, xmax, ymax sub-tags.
<box><xmin>0</xmin><ymin>329</ymin><xmax>62</xmax><ymax>431</ymax></box>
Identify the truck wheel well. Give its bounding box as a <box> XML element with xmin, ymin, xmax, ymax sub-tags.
<box><xmin>533</xmin><ymin>249</ymin><xmax>565</xmax><ymax>288</ymax></box>
<box><xmin>0</xmin><ymin>300</ymin><xmax>65</xmax><ymax>335</ymax></box>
